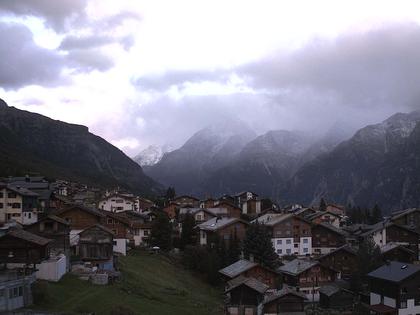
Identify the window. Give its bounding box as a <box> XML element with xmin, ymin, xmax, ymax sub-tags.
<box><xmin>116</xmin><ymin>199</ymin><xmax>124</xmax><ymax>203</ymax></box>
<box><xmin>277</xmin><ymin>239</ymin><xmax>282</xmax><ymax>245</ymax></box>
<box><xmin>144</xmin><ymin>230</ymin><xmax>150</xmax><ymax>236</ymax></box>
<box><xmin>400</xmin><ymin>300</ymin><xmax>407</xmax><ymax>308</ymax></box>
<box><xmin>12</xmin><ymin>203</ymin><xmax>21</xmax><ymax>209</ymax></box>
<box><xmin>113</xmin><ymin>240</ymin><xmax>117</xmax><ymax>246</ymax></box>
<box><xmin>107</xmin><ymin>218</ymin><xmax>113</xmax><ymax>224</ymax></box>
<box><xmin>0</xmin><ymin>203</ymin><xmax>3</xmax><ymax>208</ymax></box>
<box><xmin>0</xmin><ymin>192</ymin><xmax>3</xmax><ymax>198</ymax></box>
<box><xmin>116</xmin><ymin>207</ymin><xmax>123</xmax><ymax>211</ymax></box>
<box><xmin>7</xmin><ymin>193</ymin><xmax>17</xmax><ymax>198</ymax></box>
<box><xmin>286</xmin><ymin>249</ymin><xmax>291</xmax><ymax>254</ymax></box>
<box><xmin>28</xmin><ymin>213</ymin><xmax>31</xmax><ymax>219</ymax></box>
<box><xmin>277</xmin><ymin>249</ymin><xmax>282</xmax><ymax>254</ymax></box>
<box><xmin>303</xmin><ymin>248</ymin><xmax>308</xmax><ymax>253</ymax></box>
<box><xmin>65</xmin><ymin>217</ymin><xmax>72</xmax><ymax>223</ymax></box>
<box><xmin>12</xmin><ymin>213</ymin><xmax>21</xmax><ymax>217</ymax></box>
<box><xmin>303</xmin><ymin>238</ymin><xmax>308</xmax><ymax>244</ymax></box>
<box><xmin>286</xmin><ymin>239</ymin><xmax>291</xmax><ymax>244</ymax></box>
<box><xmin>294</xmin><ymin>244</ymin><xmax>299</xmax><ymax>248</ymax></box>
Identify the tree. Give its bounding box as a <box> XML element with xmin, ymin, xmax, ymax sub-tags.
<box><xmin>243</xmin><ymin>222</ymin><xmax>279</xmax><ymax>269</ymax></box>
<box><xmin>370</xmin><ymin>204</ymin><xmax>383</xmax><ymax>224</ymax></box>
<box><xmin>165</xmin><ymin>187</ymin><xmax>176</xmax><ymax>200</ymax></box>
<box><xmin>150</xmin><ymin>212</ymin><xmax>173</xmax><ymax>250</ymax></box>
<box><xmin>180</xmin><ymin>212</ymin><xmax>196</xmax><ymax>249</ymax></box>
<box><xmin>350</xmin><ymin>237</ymin><xmax>382</xmax><ymax>292</ymax></box>
<box><xmin>227</xmin><ymin>230</ymin><xmax>241</xmax><ymax>265</ymax></box>
<box><xmin>319</xmin><ymin>198</ymin><xmax>327</xmax><ymax>211</ymax></box>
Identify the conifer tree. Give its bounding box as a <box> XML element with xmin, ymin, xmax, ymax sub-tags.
<box><xmin>243</xmin><ymin>222</ymin><xmax>278</xmax><ymax>269</ymax></box>
<box><xmin>319</xmin><ymin>198</ymin><xmax>327</xmax><ymax>211</ymax></box>
<box><xmin>180</xmin><ymin>212</ymin><xmax>196</xmax><ymax>249</ymax></box>
<box><xmin>150</xmin><ymin>212</ymin><xmax>173</xmax><ymax>250</ymax></box>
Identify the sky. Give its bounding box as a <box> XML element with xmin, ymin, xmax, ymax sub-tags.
<box><xmin>1</xmin><ymin>0</ymin><xmax>420</xmax><ymax>156</ymax></box>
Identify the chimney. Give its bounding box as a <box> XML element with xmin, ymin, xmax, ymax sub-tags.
<box><xmin>249</xmin><ymin>254</ymin><xmax>254</xmax><ymax>262</ymax></box>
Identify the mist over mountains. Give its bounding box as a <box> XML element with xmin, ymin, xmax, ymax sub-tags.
<box><xmin>138</xmin><ymin>110</ymin><xmax>420</xmax><ymax>212</ymax></box>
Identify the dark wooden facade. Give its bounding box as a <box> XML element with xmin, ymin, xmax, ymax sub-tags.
<box><xmin>263</xmin><ymin>292</ymin><xmax>305</xmax><ymax>314</ymax></box>
<box><xmin>78</xmin><ymin>225</ymin><xmax>113</xmax><ymax>261</ymax></box>
<box><xmin>318</xmin><ymin>247</ymin><xmax>357</xmax><ymax>279</ymax></box>
<box><xmin>55</xmin><ymin>205</ymin><xmax>103</xmax><ymax>230</ymax></box>
<box><xmin>271</xmin><ymin>216</ymin><xmax>312</xmax><ymax>242</ymax></box>
<box><xmin>319</xmin><ymin>287</ymin><xmax>355</xmax><ymax>310</ymax></box>
<box><xmin>386</xmin><ymin>224</ymin><xmax>419</xmax><ymax>257</ymax></box>
<box><xmin>25</xmin><ymin>215</ymin><xmax>70</xmax><ymax>255</ymax></box>
<box><xmin>101</xmin><ymin>212</ymin><xmax>132</xmax><ymax>239</ymax></box>
<box><xmin>282</xmin><ymin>264</ymin><xmax>337</xmax><ymax>290</ymax></box>
<box><xmin>312</xmin><ymin>224</ymin><xmax>346</xmax><ymax>254</ymax></box>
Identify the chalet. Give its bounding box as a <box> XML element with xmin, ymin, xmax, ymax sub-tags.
<box><xmin>172</xmin><ymin>195</ymin><xmax>199</xmax><ymax>207</ymax></box>
<box><xmin>278</xmin><ymin>258</ymin><xmax>337</xmax><ymax>302</ymax></box>
<box><xmin>101</xmin><ymin>211</ymin><xmax>132</xmax><ymax>255</ymax></box>
<box><xmin>225</xmin><ymin>275</ymin><xmax>268</xmax><ymax>315</ymax></box>
<box><xmin>77</xmin><ymin>224</ymin><xmax>114</xmax><ymax>270</ymax></box>
<box><xmin>136</xmin><ymin>197</ymin><xmax>155</xmax><ymax>212</ymax></box>
<box><xmin>114</xmin><ymin>211</ymin><xmax>151</xmax><ymax>247</ymax></box>
<box><xmin>253</xmin><ymin>214</ymin><xmax>312</xmax><ymax>257</ymax></box>
<box><xmin>0</xmin><ymin>228</ymin><xmax>51</xmax><ymax>265</ymax></box>
<box><xmin>197</xmin><ymin>217</ymin><xmax>248</xmax><ymax>246</ymax></box>
<box><xmin>214</xmin><ymin>201</ymin><xmax>242</xmax><ymax>218</ymax></box>
<box><xmin>235</xmin><ymin>191</ymin><xmax>259</xmax><ymax>205</ymax></box>
<box><xmin>199</xmin><ymin>198</ymin><xmax>216</xmax><ymax>209</ymax></box>
<box><xmin>311</xmin><ymin>223</ymin><xmax>347</xmax><ymax>255</ymax></box>
<box><xmin>380</xmin><ymin>243</ymin><xmax>416</xmax><ymax>264</ymax></box>
<box><xmin>219</xmin><ymin>259</ymin><xmax>280</xmax><ymax>289</ymax></box>
<box><xmin>358</xmin><ymin>221</ymin><xmax>419</xmax><ymax>258</ymax></box>
<box><xmin>179</xmin><ymin>208</ymin><xmax>222</xmax><ymax>223</ymax></box>
<box><xmin>25</xmin><ymin>215</ymin><xmax>70</xmax><ymax>264</ymax></box>
<box><xmin>307</xmin><ymin>211</ymin><xmax>341</xmax><ymax>228</ymax></box>
<box><xmin>326</xmin><ymin>204</ymin><xmax>346</xmax><ymax>216</ymax></box>
<box><xmin>163</xmin><ymin>201</ymin><xmax>180</xmax><ymax>220</ymax></box>
<box><xmin>293</xmin><ymin>207</ymin><xmax>317</xmax><ymax>218</ymax></box>
<box><xmin>319</xmin><ymin>284</ymin><xmax>355</xmax><ymax>311</ymax></box>
<box><xmin>263</xmin><ymin>286</ymin><xmax>306</xmax><ymax>315</ymax></box>
<box><xmin>317</xmin><ymin>245</ymin><xmax>358</xmax><ymax>280</ymax></box>
<box><xmin>367</xmin><ymin>261</ymin><xmax>420</xmax><ymax>315</ymax></box>
<box><xmin>98</xmin><ymin>193</ymin><xmax>136</xmax><ymax>212</ymax></box>
<box><xmin>219</xmin><ymin>194</ymin><xmax>236</xmax><ymax>205</ymax></box>
<box><xmin>390</xmin><ymin>208</ymin><xmax>420</xmax><ymax>233</ymax></box>
<box><xmin>55</xmin><ymin>204</ymin><xmax>104</xmax><ymax>231</ymax></box>
<box><xmin>0</xmin><ymin>184</ymin><xmax>39</xmax><ymax>225</ymax></box>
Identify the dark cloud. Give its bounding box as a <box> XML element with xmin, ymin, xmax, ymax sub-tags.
<box><xmin>66</xmin><ymin>49</ymin><xmax>114</xmax><ymax>72</ymax></box>
<box><xmin>241</xmin><ymin>23</ymin><xmax>420</xmax><ymax>110</ymax></box>
<box><xmin>133</xmin><ymin>69</ymin><xmax>230</xmax><ymax>90</ymax></box>
<box><xmin>0</xmin><ymin>22</ymin><xmax>65</xmax><ymax>89</ymax></box>
<box><xmin>0</xmin><ymin>0</ymin><xmax>88</xmax><ymax>31</ymax></box>
<box><xmin>59</xmin><ymin>34</ymin><xmax>135</xmax><ymax>51</ymax></box>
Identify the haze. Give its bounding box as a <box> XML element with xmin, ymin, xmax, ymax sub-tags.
<box><xmin>1</xmin><ymin>0</ymin><xmax>420</xmax><ymax>155</ymax></box>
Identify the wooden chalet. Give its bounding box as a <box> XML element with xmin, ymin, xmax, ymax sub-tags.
<box><xmin>263</xmin><ymin>286</ymin><xmax>306</xmax><ymax>315</ymax></box>
<box><xmin>55</xmin><ymin>204</ymin><xmax>104</xmax><ymax>230</ymax></box>
<box><xmin>317</xmin><ymin>245</ymin><xmax>357</xmax><ymax>280</ymax></box>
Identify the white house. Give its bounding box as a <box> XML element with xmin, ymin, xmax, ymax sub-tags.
<box><xmin>99</xmin><ymin>193</ymin><xmax>135</xmax><ymax>212</ymax></box>
<box><xmin>0</xmin><ymin>185</ymin><xmax>38</xmax><ymax>225</ymax></box>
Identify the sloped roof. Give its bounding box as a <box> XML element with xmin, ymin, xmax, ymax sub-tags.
<box><xmin>36</xmin><ymin>214</ymin><xmax>70</xmax><ymax>226</ymax></box>
<box><xmin>197</xmin><ymin>217</ymin><xmax>246</xmax><ymax>231</ymax></box>
<box><xmin>79</xmin><ymin>224</ymin><xmax>115</xmax><ymax>236</ymax></box>
<box><xmin>263</xmin><ymin>286</ymin><xmax>306</xmax><ymax>304</ymax></box>
<box><xmin>6</xmin><ymin>185</ymin><xmax>39</xmax><ymax>197</ymax></box>
<box><xmin>318</xmin><ymin>245</ymin><xmax>357</xmax><ymax>261</ymax></box>
<box><xmin>367</xmin><ymin>261</ymin><xmax>420</xmax><ymax>283</ymax></box>
<box><xmin>277</xmin><ymin>259</ymin><xmax>318</xmax><ymax>276</ymax></box>
<box><xmin>390</xmin><ymin>208</ymin><xmax>420</xmax><ymax>220</ymax></box>
<box><xmin>225</xmin><ymin>275</ymin><xmax>268</xmax><ymax>294</ymax></box>
<box><xmin>319</xmin><ymin>285</ymin><xmax>340</xmax><ymax>296</ymax></box>
<box><xmin>251</xmin><ymin>213</ymin><xmax>294</xmax><ymax>226</ymax></box>
<box><xmin>219</xmin><ymin>259</ymin><xmax>258</xmax><ymax>278</ymax></box>
<box><xmin>5</xmin><ymin>228</ymin><xmax>51</xmax><ymax>246</ymax></box>
<box><xmin>380</xmin><ymin>243</ymin><xmax>415</xmax><ymax>255</ymax></box>
<box><xmin>314</xmin><ymin>222</ymin><xmax>348</xmax><ymax>237</ymax></box>
<box><xmin>307</xmin><ymin>211</ymin><xmax>341</xmax><ymax>220</ymax></box>
<box><xmin>56</xmin><ymin>204</ymin><xmax>104</xmax><ymax>218</ymax></box>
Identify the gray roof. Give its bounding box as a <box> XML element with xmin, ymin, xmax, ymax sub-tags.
<box><xmin>380</xmin><ymin>243</ymin><xmax>414</xmax><ymax>255</ymax></box>
<box><xmin>390</xmin><ymin>208</ymin><xmax>420</xmax><ymax>220</ymax></box>
<box><xmin>263</xmin><ymin>286</ymin><xmax>306</xmax><ymax>304</ymax></box>
<box><xmin>6</xmin><ymin>228</ymin><xmax>51</xmax><ymax>246</ymax></box>
<box><xmin>319</xmin><ymin>285</ymin><xmax>340</xmax><ymax>296</ymax></box>
<box><xmin>367</xmin><ymin>261</ymin><xmax>420</xmax><ymax>283</ymax></box>
<box><xmin>318</xmin><ymin>245</ymin><xmax>357</xmax><ymax>260</ymax></box>
<box><xmin>6</xmin><ymin>185</ymin><xmax>39</xmax><ymax>197</ymax></box>
<box><xmin>316</xmin><ymin>222</ymin><xmax>348</xmax><ymax>237</ymax></box>
<box><xmin>197</xmin><ymin>217</ymin><xmax>242</xmax><ymax>231</ymax></box>
<box><xmin>277</xmin><ymin>259</ymin><xmax>318</xmax><ymax>276</ymax></box>
<box><xmin>226</xmin><ymin>275</ymin><xmax>268</xmax><ymax>294</ymax></box>
<box><xmin>307</xmin><ymin>211</ymin><xmax>341</xmax><ymax>220</ymax></box>
<box><xmin>219</xmin><ymin>259</ymin><xmax>258</xmax><ymax>278</ymax></box>
<box><xmin>251</xmin><ymin>213</ymin><xmax>294</xmax><ymax>226</ymax></box>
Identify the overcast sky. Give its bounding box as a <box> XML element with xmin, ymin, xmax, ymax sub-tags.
<box><xmin>1</xmin><ymin>0</ymin><xmax>420</xmax><ymax>156</ymax></box>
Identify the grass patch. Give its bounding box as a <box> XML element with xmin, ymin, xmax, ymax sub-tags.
<box><xmin>33</xmin><ymin>250</ymin><xmax>223</xmax><ymax>315</ymax></box>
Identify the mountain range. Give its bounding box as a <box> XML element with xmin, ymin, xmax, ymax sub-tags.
<box><xmin>140</xmin><ymin>111</ymin><xmax>420</xmax><ymax>212</ymax></box>
<box><xmin>0</xmin><ymin>99</ymin><xmax>161</xmax><ymax>196</ymax></box>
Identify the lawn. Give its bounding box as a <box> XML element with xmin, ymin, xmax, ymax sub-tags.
<box><xmin>32</xmin><ymin>250</ymin><xmax>224</xmax><ymax>315</ymax></box>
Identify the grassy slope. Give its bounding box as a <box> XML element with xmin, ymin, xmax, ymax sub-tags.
<box><xmin>33</xmin><ymin>250</ymin><xmax>223</xmax><ymax>315</ymax></box>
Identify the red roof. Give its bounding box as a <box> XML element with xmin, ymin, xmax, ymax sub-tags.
<box><xmin>368</xmin><ymin>304</ymin><xmax>396</xmax><ymax>314</ymax></box>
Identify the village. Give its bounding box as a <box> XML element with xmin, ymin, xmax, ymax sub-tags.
<box><xmin>0</xmin><ymin>175</ymin><xmax>420</xmax><ymax>315</ymax></box>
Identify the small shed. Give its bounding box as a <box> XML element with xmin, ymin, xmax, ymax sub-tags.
<box><xmin>319</xmin><ymin>284</ymin><xmax>355</xmax><ymax>311</ymax></box>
